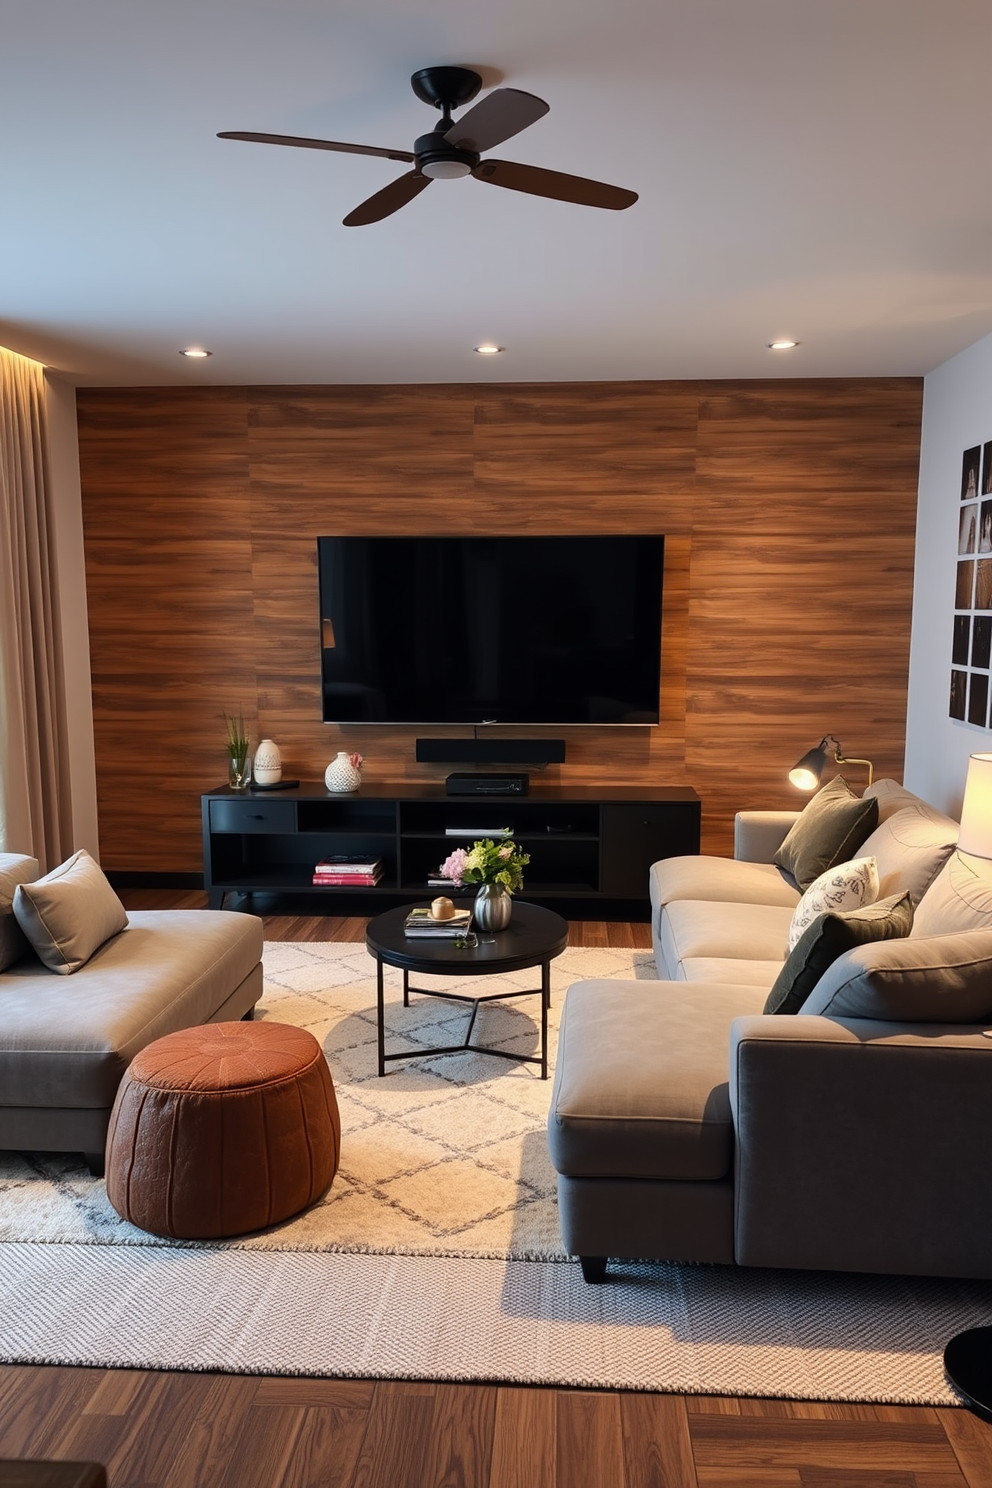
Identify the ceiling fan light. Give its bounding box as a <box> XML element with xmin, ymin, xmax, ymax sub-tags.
<box><xmin>768</xmin><ymin>339</ymin><xmax>798</xmax><ymax>351</ymax></box>
<box><xmin>474</xmin><ymin>344</ymin><xmax>504</xmax><ymax>355</ymax></box>
<box><xmin>180</xmin><ymin>347</ymin><xmax>212</xmax><ymax>358</ymax></box>
<box><xmin>421</xmin><ymin>158</ymin><xmax>473</xmax><ymax>179</ymax></box>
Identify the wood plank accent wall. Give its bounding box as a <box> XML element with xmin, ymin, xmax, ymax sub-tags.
<box><xmin>75</xmin><ymin>378</ymin><xmax>922</xmax><ymax>871</ymax></box>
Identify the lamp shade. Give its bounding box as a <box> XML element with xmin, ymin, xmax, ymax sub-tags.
<box><xmin>789</xmin><ymin>742</ymin><xmax>829</xmax><ymax>791</ymax></box>
<box><xmin>957</xmin><ymin>753</ymin><xmax>992</xmax><ymax>859</ymax></box>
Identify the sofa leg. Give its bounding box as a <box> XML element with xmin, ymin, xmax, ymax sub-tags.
<box><xmin>241</xmin><ymin>1005</ymin><xmax>255</xmax><ymax>1021</ymax></box>
<box><xmin>579</xmin><ymin>1255</ymin><xmax>608</xmax><ymax>1284</ymax></box>
<box><xmin>84</xmin><ymin>1152</ymin><xmax>105</xmax><ymax>1178</ymax></box>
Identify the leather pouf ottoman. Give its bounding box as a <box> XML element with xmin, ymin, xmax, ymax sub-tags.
<box><xmin>105</xmin><ymin>1021</ymin><xmax>340</xmax><ymax>1239</ymax></box>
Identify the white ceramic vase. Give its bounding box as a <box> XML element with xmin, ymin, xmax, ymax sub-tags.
<box><xmin>324</xmin><ymin>751</ymin><xmax>361</xmax><ymax>793</ymax></box>
<box><xmin>253</xmin><ymin>738</ymin><xmax>282</xmax><ymax>786</ymax></box>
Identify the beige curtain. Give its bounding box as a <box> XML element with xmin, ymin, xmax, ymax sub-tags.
<box><xmin>0</xmin><ymin>346</ymin><xmax>74</xmax><ymax>871</ymax></box>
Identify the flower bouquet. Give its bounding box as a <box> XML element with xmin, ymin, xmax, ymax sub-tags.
<box><xmin>439</xmin><ymin>838</ymin><xmax>530</xmax><ymax>931</ymax></box>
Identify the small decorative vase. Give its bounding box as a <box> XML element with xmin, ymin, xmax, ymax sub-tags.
<box><xmin>324</xmin><ymin>751</ymin><xmax>361</xmax><ymax>793</ymax></box>
<box><xmin>254</xmin><ymin>738</ymin><xmax>282</xmax><ymax>786</ymax></box>
<box><xmin>473</xmin><ymin>883</ymin><xmax>512</xmax><ymax>931</ymax></box>
<box><xmin>229</xmin><ymin>754</ymin><xmax>252</xmax><ymax>791</ymax></box>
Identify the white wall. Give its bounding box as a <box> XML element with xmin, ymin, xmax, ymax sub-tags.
<box><xmin>905</xmin><ymin>329</ymin><xmax>992</xmax><ymax>818</ymax></box>
<box><xmin>45</xmin><ymin>373</ymin><xmax>100</xmax><ymax>858</ymax></box>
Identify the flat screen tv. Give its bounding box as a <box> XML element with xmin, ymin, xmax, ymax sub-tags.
<box><xmin>317</xmin><ymin>534</ymin><xmax>664</xmax><ymax>725</ymax></box>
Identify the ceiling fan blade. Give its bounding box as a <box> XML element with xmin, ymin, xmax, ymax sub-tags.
<box><xmin>343</xmin><ymin>169</ymin><xmax>431</xmax><ymax>227</ymax></box>
<box><xmin>217</xmin><ymin>131</ymin><xmax>414</xmax><ymax>164</ymax></box>
<box><xmin>444</xmin><ymin>88</ymin><xmax>549</xmax><ymax>153</ymax></box>
<box><xmin>473</xmin><ymin>158</ymin><xmax>637</xmax><ymax>210</ymax></box>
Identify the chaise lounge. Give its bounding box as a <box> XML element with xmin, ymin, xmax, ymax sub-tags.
<box><xmin>0</xmin><ymin>850</ymin><xmax>263</xmax><ymax>1173</ymax></box>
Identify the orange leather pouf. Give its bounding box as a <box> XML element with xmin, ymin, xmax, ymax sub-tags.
<box><xmin>105</xmin><ymin>1021</ymin><xmax>340</xmax><ymax>1239</ymax></box>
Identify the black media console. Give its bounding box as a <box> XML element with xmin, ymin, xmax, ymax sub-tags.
<box><xmin>201</xmin><ymin>782</ymin><xmax>700</xmax><ymax>912</ymax></box>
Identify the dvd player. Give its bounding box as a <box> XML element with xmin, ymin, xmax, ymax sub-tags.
<box><xmin>445</xmin><ymin>772</ymin><xmax>529</xmax><ymax>796</ymax></box>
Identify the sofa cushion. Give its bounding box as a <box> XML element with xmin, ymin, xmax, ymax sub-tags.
<box><xmin>863</xmin><ymin>777</ymin><xmax>929</xmax><ymax>823</ymax></box>
<box><xmin>0</xmin><ymin>909</ymin><xmax>264</xmax><ymax>1109</ymax></box>
<box><xmin>548</xmin><ymin>979</ymin><xmax>768</xmax><ymax>1182</ymax></box>
<box><xmin>855</xmin><ymin>803</ymin><xmax>958</xmax><ymax>906</ymax></box>
<box><xmin>773</xmin><ymin>775</ymin><xmax>879</xmax><ymax>890</ymax></box>
<box><xmin>788</xmin><ymin>855</ymin><xmax>879</xmax><ymax>950</ymax></box>
<box><xmin>13</xmin><ymin>849</ymin><xmax>128</xmax><ymax>974</ymax></box>
<box><xmin>650</xmin><ymin>855</ymin><xmax>800</xmax><ymax>910</ymax></box>
<box><xmin>799</xmin><ymin>930</ymin><xmax>992</xmax><ymax>1022</ymax></box>
<box><xmin>911</xmin><ymin>851</ymin><xmax>992</xmax><ymax>937</ymax></box>
<box><xmin>0</xmin><ymin>853</ymin><xmax>40</xmax><ymax>973</ymax></box>
<box><xmin>763</xmin><ymin>892</ymin><xmax>914</xmax><ymax>1015</ymax></box>
<box><xmin>660</xmin><ymin>900</ymin><xmax>794</xmax><ymax>975</ymax></box>
<box><xmin>679</xmin><ymin>957</ymin><xmax>784</xmax><ymax>989</ymax></box>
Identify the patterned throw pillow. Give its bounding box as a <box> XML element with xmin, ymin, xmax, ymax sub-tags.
<box><xmin>787</xmin><ymin>855</ymin><xmax>880</xmax><ymax>951</ymax></box>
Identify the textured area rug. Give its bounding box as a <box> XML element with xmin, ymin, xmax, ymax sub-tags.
<box><xmin>0</xmin><ymin>943</ymin><xmax>655</xmax><ymax>1258</ymax></box>
<box><xmin>2</xmin><ymin>940</ymin><xmax>991</xmax><ymax>1402</ymax></box>
<box><xmin>2</xmin><ymin>1242</ymin><xmax>991</xmax><ymax>1402</ymax></box>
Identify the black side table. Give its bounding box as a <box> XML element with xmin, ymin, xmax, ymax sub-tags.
<box><xmin>366</xmin><ymin>901</ymin><xmax>568</xmax><ymax>1079</ymax></box>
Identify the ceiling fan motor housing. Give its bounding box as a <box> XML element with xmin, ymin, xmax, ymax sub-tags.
<box><xmin>410</xmin><ymin>66</ymin><xmax>482</xmax><ymax>111</ymax></box>
<box><xmin>414</xmin><ymin>132</ymin><xmax>479</xmax><ymax>179</ymax></box>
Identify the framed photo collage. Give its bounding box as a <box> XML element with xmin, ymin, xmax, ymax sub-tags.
<box><xmin>951</xmin><ymin>441</ymin><xmax>992</xmax><ymax>725</ymax></box>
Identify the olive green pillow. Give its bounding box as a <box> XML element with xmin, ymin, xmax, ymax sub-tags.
<box><xmin>773</xmin><ymin>775</ymin><xmax>879</xmax><ymax>890</ymax></box>
<box><xmin>763</xmin><ymin>891</ymin><xmax>914</xmax><ymax>1015</ymax></box>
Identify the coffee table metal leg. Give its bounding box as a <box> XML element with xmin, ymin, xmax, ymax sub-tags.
<box><xmin>376</xmin><ymin>955</ymin><xmax>386</xmax><ymax>1077</ymax></box>
<box><xmin>541</xmin><ymin>959</ymin><xmax>549</xmax><ymax>1080</ymax></box>
<box><xmin>403</xmin><ymin>969</ymin><xmax>410</xmax><ymax>1008</ymax></box>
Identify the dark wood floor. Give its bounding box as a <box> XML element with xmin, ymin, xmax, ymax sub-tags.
<box><xmin>2</xmin><ymin>892</ymin><xmax>991</xmax><ymax>1487</ymax></box>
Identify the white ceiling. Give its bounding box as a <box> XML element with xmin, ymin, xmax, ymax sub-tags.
<box><xmin>4</xmin><ymin>0</ymin><xmax>992</xmax><ymax>387</ymax></box>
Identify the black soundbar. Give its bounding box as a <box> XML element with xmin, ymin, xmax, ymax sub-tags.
<box><xmin>416</xmin><ymin>738</ymin><xmax>566</xmax><ymax>765</ymax></box>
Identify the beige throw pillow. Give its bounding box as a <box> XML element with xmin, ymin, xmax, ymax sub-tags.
<box><xmin>911</xmin><ymin>851</ymin><xmax>992</xmax><ymax>938</ymax></box>
<box><xmin>13</xmin><ymin>849</ymin><xmax>129</xmax><ymax>974</ymax></box>
<box><xmin>787</xmin><ymin>855</ymin><xmax>879</xmax><ymax>951</ymax></box>
<box><xmin>855</xmin><ymin>803</ymin><xmax>957</xmax><ymax>906</ymax></box>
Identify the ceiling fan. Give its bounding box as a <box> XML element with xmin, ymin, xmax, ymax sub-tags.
<box><xmin>218</xmin><ymin>65</ymin><xmax>638</xmax><ymax>227</ymax></box>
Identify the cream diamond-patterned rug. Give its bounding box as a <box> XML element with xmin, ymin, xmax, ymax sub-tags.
<box><xmin>0</xmin><ymin>942</ymin><xmax>654</xmax><ymax>1258</ymax></box>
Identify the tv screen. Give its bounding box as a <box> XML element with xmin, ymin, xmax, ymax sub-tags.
<box><xmin>317</xmin><ymin>534</ymin><xmax>664</xmax><ymax>725</ymax></box>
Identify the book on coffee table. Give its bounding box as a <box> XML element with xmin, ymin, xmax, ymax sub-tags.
<box><xmin>403</xmin><ymin>906</ymin><xmax>473</xmax><ymax>938</ymax></box>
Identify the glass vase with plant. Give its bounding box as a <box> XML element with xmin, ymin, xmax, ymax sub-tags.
<box><xmin>224</xmin><ymin>711</ymin><xmax>251</xmax><ymax>790</ymax></box>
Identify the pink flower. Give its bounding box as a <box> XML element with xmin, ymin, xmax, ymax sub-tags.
<box><xmin>440</xmin><ymin>847</ymin><xmax>468</xmax><ymax>884</ymax></box>
<box><xmin>349</xmin><ymin>753</ymin><xmax>364</xmax><ymax>770</ymax></box>
<box><xmin>498</xmin><ymin>843</ymin><xmax>513</xmax><ymax>859</ymax></box>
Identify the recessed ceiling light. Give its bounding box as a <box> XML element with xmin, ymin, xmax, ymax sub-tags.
<box><xmin>474</xmin><ymin>343</ymin><xmax>504</xmax><ymax>356</ymax></box>
<box><xmin>180</xmin><ymin>347</ymin><xmax>212</xmax><ymax>358</ymax></box>
<box><xmin>767</xmin><ymin>339</ymin><xmax>798</xmax><ymax>351</ymax></box>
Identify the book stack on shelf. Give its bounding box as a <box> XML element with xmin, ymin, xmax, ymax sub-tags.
<box><xmin>312</xmin><ymin>855</ymin><xmax>383</xmax><ymax>887</ymax></box>
<box><xmin>443</xmin><ymin>826</ymin><xmax>513</xmax><ymax>838</ymax></box>
<box><xmin>404</xmin><ymin>906</ymin><xmax>474</xmax><ymax>939</ymax></box>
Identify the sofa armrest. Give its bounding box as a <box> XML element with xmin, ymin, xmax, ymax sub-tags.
<box><xmin>734</xmin><ymin>811</ymin><xmax>800</xmax><ymax>863</ymax></box>
<box><xmin>729</xmin><ymin>1014</ymin><xmax>992</xmax><ymax>1277</ymax></box>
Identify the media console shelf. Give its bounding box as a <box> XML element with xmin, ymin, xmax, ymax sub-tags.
<box><xmin>201</xmin><ymin>782</ymin><xmax>700</xmax><ymax>911</ymax></box>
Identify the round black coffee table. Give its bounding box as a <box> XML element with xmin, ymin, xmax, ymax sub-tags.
<box><xmin>366</xmin><ymin>901</ymin><xmax>568</xmax><ymax>1079</ymax></box>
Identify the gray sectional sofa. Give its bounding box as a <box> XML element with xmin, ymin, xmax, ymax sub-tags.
<box><xmin>548</xmin><ymin>779</ymin><xmax>992</xmax><ymax>1281</ymax></box>
<box><xmin>0</xmin><ymin>851</ymin><xmax>263</xmax><ymax>1171</ymax></box>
